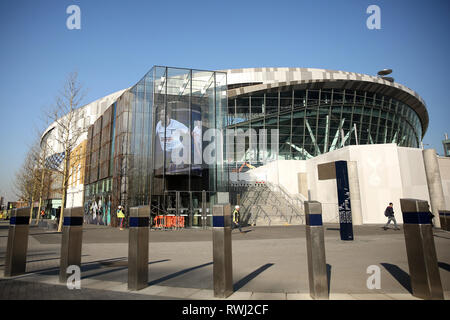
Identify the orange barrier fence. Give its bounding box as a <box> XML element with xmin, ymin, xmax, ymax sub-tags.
<box><xmin>153</xmin><ymin>215</ymin><xmax>185</xmax><ymax>228</ymax></box>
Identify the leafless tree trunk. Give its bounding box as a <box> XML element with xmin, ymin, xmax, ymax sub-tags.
<box><xmin>41</xmin><ymin>72</ymin><xmax>87</xmax><ymax>232</ymax></box>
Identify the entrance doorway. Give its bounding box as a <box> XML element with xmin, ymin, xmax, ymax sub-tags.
<box><xmin>151</xmin><ymin>191</ymin><xmax>212</xmax><ymax>229</ymax></box>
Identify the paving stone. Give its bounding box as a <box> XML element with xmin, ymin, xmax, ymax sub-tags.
<box><xmin>226</xmin><ymin>291</ymin><xmax>253</xmax><ymax>300</ymax></box>
<box><xmin>349</xmin><ymin>293</ymin><xmax>394</xmax><ymax>300</ymax></box>
<box><xmin>154</xmin><ymin>286</ymin><xmax>203</xmax><ymax>299</ymax></box>
<box><xmin>0</xmin><ymin>224</ymin><xmax>449</xmax><ymax>300</ymax></box>
<box><xmin>286</xmin><ymin>293</ymin><xmax>313</xmax><ymax>300</ymax></box>
<box><xmin>250</xmin><ymin>292</ymin><xmax>287</xmax><ymax>300</ymax></box>
<box><xmin>384</xmin><ymin>293</ymin><xmax>422</xmax><ymax>300</ymax></box>
<box><xmin>184</xmin><ymin>289</ymin><xmax>218</xmax><ymax>300</ymax></box>
<box><xmin>329</xmin><ymin>293</ymin><xmax>357</xmax><ymax>300</ymax></box>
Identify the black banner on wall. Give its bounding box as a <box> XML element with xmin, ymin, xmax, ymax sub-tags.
<box><xmin>335</xmin><ymin>160</ymin><xmax>354</xmax><ymax>241</ymax></box>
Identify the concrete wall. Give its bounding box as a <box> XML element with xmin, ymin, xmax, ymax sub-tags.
<box><xmin>250</xmin><ymin>144</ymin><xmax>436</xmax><ymax>225</ymax></box>
<box><xmin>437</xmin><ymin>156</ymin><xmax>450</xmax><ymax>210</ymax></box>
<box><xmin>249</xmin><ymin>160</ymin><xmax>307</xmax><ymax>195</ymax></box>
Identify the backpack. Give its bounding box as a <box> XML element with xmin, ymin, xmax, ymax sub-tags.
<box><xmin>384</xmin><ymin>208</ymin><xmax>389</xmax><ymax>217</ymax></box>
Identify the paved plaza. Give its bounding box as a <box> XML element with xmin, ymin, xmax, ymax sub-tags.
<box><xmin>0</xmin><ymin>220</ymin><xmax>449</xmax><ymax>300</ymax></box>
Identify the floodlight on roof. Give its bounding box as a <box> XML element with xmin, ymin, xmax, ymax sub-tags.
<box><xmin>377</xmin><ymin>69</ymin><xmax>392</xmax><ymax>76</ymax></box>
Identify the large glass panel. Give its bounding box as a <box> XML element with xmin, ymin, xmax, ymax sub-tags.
<box><xmin>250</xmin><ymin>95</ymin><xmax>264</xmax><ymax>119</ymax></box>
<box><xmin>265</xmin><ymin>92</ymin><xmax>278</xmax><ymax>115</ymax></box>
<box><xmin>280</xmin><ymin>90</ymin><xmax>292</xmax><ymax>113</ymax></box>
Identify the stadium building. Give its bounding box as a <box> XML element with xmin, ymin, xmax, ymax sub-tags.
<box><xmin>40</xmin><ymin>66</ymin><xmax>450</xmax><ymax>228</ymax></box>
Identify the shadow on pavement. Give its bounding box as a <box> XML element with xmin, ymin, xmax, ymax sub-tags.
<box><xmin>380</xmin><ymin>262</ymin><xmax>412</xmax><ymax>293</ymax></box>
<box><xmin>0</xmin><ymin>251</ymin><xmax>58</xmax><ymax>259</ymax></box>
<box><xmin>148</xmin><ymin>261</ymin><xmax>213</xmax><ymax>286</ymax></box>
<box><xmin>438</xmin><ymin>262</ymin><xmax>450</xmax><ymax>272</ymax></box>
<box><xmin>29</xmin><ymin>232</ymin><xmax>62</xmax><ymax>236</ymax></box>
<box><xmin>82</xmin><ymin>259</ymin><xmax>171</xmax><ymax>280</ymax></box>
<box><xmin>233</xmin><ymin>263</ymin><xmax>274</xmax><ymax>291</ymax></box>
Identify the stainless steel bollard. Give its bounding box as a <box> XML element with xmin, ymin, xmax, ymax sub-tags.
<box><xmin>4</xmin><ymin>208</ymin><xmax>30</xmax><ymax>277</ymax></box>
<box><xmin>439</xmin><ymin>210</ymin><xmax>449</xmax><ymax>231</ymax></box>
<box><xmin>128</xmin><ymin>205</ymin><xmax>149</xmax><ymax>291</ymax></box>
<box><xmin>400</xmin><ymin>198</ymin><xmax>444</xmax><ymax>300</ymax></box>
<box><xmin>212</xmin><ymin>203</ymin><xmax>233</xmax><ymax>298</ymax></box>
<box><xmin>305</xmin><ymin>201</ymin><xmax>329</xmax><ymax>300</ymax></box>
<box><xmin>59</xmin><ymin>207</ymin><xmax>84</xmax><ymax>283</ymax></box>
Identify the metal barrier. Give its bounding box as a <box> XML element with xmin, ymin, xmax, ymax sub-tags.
<box><xmin>128</xmin><ymin>205</ymin><xmax>150</xmax><ymax>291</ymax></box>
<box><xmin>59</xmin><ymin>207</ymin><xmax>84</xmax><ymax>283</ymax></box>
<box><xmin>305</xmin><ymin>201</ymin><xmax>328</xmax><ymax>300</ymax></box>
<box><xmin>400</xmin><ymin>198</ymin><xmax>444</xmax><ymax>300</ymax></box>
<box><xmin>4</xmin><ymin>207</ymin><xmax>30</xmax><ymax>277</ymax></box>
<box><xmin>212</xmin><ymin>203</ymin><xmax>233</xmax><ymax>298</ymax></box>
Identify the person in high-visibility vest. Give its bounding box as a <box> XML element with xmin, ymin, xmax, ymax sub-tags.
<box><xmin>232</xmin><ymin>205</ymin><xmax>244</xmax><ymax>233</ymax></box>
<box><xmin>117</xmin><ymin>206</ymin><xmax>125</xmax><ymax>230</ymax></box>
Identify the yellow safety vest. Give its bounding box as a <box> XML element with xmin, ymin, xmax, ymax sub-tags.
<box><xmin>117</xmin><ymin>209</ymin><xmax>125</xmax><ymax>218</ymax></box>
<box><xmin>233</xmin><ymin>209</ymin><xmax>240</xmax><ymax>223</ymax></box>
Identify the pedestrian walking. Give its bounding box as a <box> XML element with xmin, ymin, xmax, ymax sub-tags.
<box><xmin>56</xmin><ymin>206</ymin><xmax>61</xmax><ymax>227</ymax></box>
<box><xmin>383</xmin><ymin>202</ymin><xmax>400</xmax><ymax>230</ymax></box>
<box><xmin>232</xmin><ymin>205</ymin><xmax>244</xmax><ymax>233</ymax></box>
<box><xmin>117</xmin><ymin>206</ymin><xmax>125</xmax><ymax>230</ymax></box>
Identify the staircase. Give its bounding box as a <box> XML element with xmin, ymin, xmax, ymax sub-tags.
<box><xmin>235</xmin><ymin>182</ymin><xmax>305</xmax><ymax>226</ymax></box>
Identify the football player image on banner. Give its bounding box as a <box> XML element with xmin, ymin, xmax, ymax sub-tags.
<box><xmin>155</xmin><ymin>103</ymin><xmax>189</xmax><ymax>174</ymax></box>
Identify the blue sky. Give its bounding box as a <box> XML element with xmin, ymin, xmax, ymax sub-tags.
<box><xmin>0</xmin><ymin>0</ymin><xmax>449</xmax><ymax>202</ymax></box>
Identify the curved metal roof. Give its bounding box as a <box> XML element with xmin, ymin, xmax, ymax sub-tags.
<box><xmin>220</xmin><ymin>67</ymin><xmax>428</xmax><ymax>137</ymax></box>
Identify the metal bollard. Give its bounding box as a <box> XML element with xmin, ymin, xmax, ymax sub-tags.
<box><xmin>400</xmin><ymin>198</ymin><xmax>444</xmax><ymax>300</ymax></box>
<box><xmin>128</xmin><ymin>205</ymin><xmax>149</xmax><ymax>291</ymax></box>
<box><xmin>304</xmin><ymin>201</ymin><xmax>328</xmax><ymax>300</ymax></box>
<box><xmin>4</xmin><ymin>208</ymin><xmax>30</xmax><ymax>277</ymax></box>
<box><xmin>212</xmin><ymin>203</ymin><xmax>233</xmax><ymax>298</ymax></box>
<box><xmin>59</xmin><ymin>207</ymin><xmax>83</xmax><ymax>283</ymax></box>
<box><xmin>439</xmin><ymin>210</ymin><xmax>449</xmax><ymax>231</ymax></box>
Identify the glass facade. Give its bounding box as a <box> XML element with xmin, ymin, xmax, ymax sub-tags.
<box><xmin>81</xmin><ymin>66</ymin><xmax>427</xmax><ymax>228</ymax></box>
<box><xmin>127</xmin><ymin>66</ymin><xmax>228</xmax><ymax>227</ymax></box>
<box><xmin>83</xmin><ymin>66</ymin><xmax>227</xmax><ymax>228</ymax></box>
<box><xmin>228</xmin><ymin>87</ymin><xmax>423</xmax><ymax>161</ymax></box>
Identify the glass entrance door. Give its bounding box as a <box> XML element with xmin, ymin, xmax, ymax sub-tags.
<box><xmin>191</xmin><ymin>191</ymin><xmax>210</xmax><ymax>228</ymax></box>
<box><xmin>154</xmin><ymin>190</ymin><xmax>214</xmax><ymax>229</ymax></box>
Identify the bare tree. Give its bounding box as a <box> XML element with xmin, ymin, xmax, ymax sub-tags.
<box><xmin>13</xmin><ymin>136</ymin><xmax>54</xmax><ymax>224</ymax></box>
<box><xmin>12</xmin><ymin>150</ymin><xmax>35</xmax><ymax>204</ymax></box>
<box><xmin>13</xmin><ymin>144</ymin><xmax>40</xmax><ymax>218</ymax></box>
<box><xmin>41</xmin><ymin>72</ymin><xmax>87</xmax><ymax>232</ymax></box>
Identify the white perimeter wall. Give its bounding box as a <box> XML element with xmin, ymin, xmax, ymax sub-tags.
<box><xmin>250</xmin><ymin>144</ymin><xmax>440</xmax><ymax>224</ymax></box>
<box><xmin>438</xmin><ymin>156</ymin><xmax>450</xmax><ymax>210</ymax></box>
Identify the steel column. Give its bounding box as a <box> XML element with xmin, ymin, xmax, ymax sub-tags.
<box><xmin>400</xmin><ymin>198</ymin><xmax>444</xmax><ymax>300</ymax></box>
<box><xmin>128</xmin><ymin>205</ymin><xmax>149</xmax><ymax>291</ymax></box>
<box><xmin>59</xmin><ymin>207</ymin><xmax>83</xmax><ymax>283</ymax></box>
<box><xmin>4</xmin><ymin>207</ymin><xmax>30</xmax><ymax>277</ymax></box>
<box><xmin>305</xmin><ymin>201</ymin><xmax>328</xmax><ymax>300</ymax></box>
<box><xmin>212</xmin><ymin>203</ymin><xmax>233</xmax><ymax>298</ymax></box>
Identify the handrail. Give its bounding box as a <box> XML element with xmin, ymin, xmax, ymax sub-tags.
<box><xmin>253</xmin><ymin>204</ymin><xmax>272</xmax><ymax>226</ymax></box>
<box><xmin>265</xmin><ymin>182</ymin><xmax>304</xmax><ymax>223</ymax></box>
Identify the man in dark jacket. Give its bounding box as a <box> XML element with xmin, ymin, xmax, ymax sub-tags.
<box><xmin>383</xmin><ymin>202</ymin><xmax>400</xmax><ymax>230</ymax></box>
